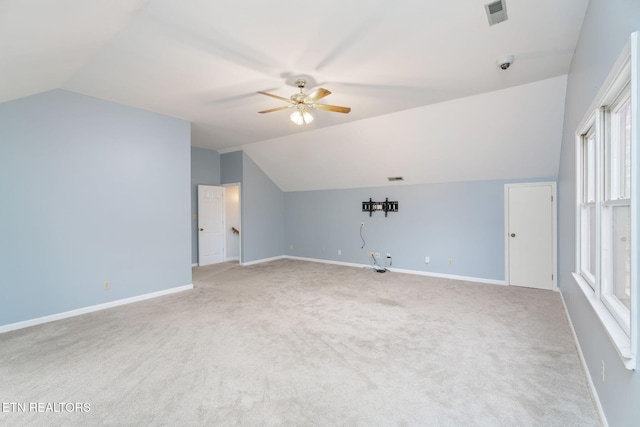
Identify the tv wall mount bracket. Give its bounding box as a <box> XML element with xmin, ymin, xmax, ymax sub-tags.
<box><xmin>362</xmin><ymin>198</ymin><xmax>398</xmax><ymax>217</ymax></box>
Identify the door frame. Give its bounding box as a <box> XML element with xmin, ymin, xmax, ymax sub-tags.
<box><xmin>504</xmin><ymin>182</ymin><xmax>558</xmax><ymax>290</ymax></box>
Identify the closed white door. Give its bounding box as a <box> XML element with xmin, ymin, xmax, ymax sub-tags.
<box><xmin>505</xmin><ymin>183</ymin><xmax>556</xmax><ymax>290</ymax></box>
<box><xmin>198</xmin><ymin>185</ymin><xmax>225</xmax><ymax>266</ymax></box>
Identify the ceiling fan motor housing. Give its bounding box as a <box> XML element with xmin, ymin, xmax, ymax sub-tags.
<box><xmin>291</xmin><ymin>93</ymin><xmax>306</xmax><ymax>103</ymax></box>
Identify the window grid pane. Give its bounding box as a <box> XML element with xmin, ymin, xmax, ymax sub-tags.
<box><xmin>580</xmin><ymin>204</ymin><xmax>597</xmax><ymax>288</ymax></box>
<box><xmin>620</xmin><ymin>99</ymin><xmax>631</xmax><ymax>199</ymax></box>
<box><xmin>612</xmin><ymin>205</ymin><xmax>631</xmax><ymax>311</ymax></box>
<box><xmin>580</xmin><ymin>131</ymin><xmax>597</xmax><ymax>288</ymax></box>
<box><xmin>586</xmin><ymin>133</ymin><xmax>596</xmax><ymax>202</ymax></box>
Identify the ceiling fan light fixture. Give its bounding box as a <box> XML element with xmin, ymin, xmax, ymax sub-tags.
<box><xmin>258</xmin><ymin>77</ymin><xmax>349</xmax><ymax>124</ymax></box>
<box><xmin>290</xmin><ymin>107</ymin><xmax>314</xmax><ymax>125</ymax></box>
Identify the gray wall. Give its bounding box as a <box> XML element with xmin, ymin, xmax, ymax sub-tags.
<box><xmin>557</xmin><ymin>1</ymin><xmax>640</xmax><ymax>426</ymax></box>
<box><xmin>241</xmin><ymin>153</ymin><xmax>284</xmax><ymax>263</ymax></box>
<box><xmin>191</xmin><ymin>147</ymin><xmax>220</xmax><ymax>264</ymax></box>
<box><xmin>221</xmin><ymin>150</ymin><xmax>243</xmax><ymax>184</ymax></box>
<box><xmin>285</xmin><ymin>178</ymin><xmax>553</xmax><ymax>280</ymax></box>
<box><xmin>0</xmin><ymin>89</ymin><xmax>191</xmax><ymax>326</ymax></box>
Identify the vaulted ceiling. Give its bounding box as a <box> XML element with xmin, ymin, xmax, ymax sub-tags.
<box><xmin>1</xmin><ymin>0</ymin><xmax>589</xmax><ymax>191</ymax></box>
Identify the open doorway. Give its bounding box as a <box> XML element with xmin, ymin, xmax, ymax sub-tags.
<box><xmin>224</xmin><ymin>184</ymin><xmax>241</xmax><ymax>262</ymax></box>
<box><xmin>197</xmin><ymin>184</ymin><xmax>241</xmax><ymax>266</ymax></box>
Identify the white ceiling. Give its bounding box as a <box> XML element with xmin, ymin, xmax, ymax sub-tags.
<box><xmin>244</xmin><ymin>75</ymin><xmax>568</xmax><ymax>192</ymax></box>
<box><xmin>1</xmin><ymin>0</ymin><xmax>589</xmax><ymax>191</ymax></box>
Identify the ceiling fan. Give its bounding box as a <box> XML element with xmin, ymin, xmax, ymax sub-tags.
<box><xmin>257</xmin><ymin>79</ymin><xmax>351</xmax><ymax>125</ymax></box>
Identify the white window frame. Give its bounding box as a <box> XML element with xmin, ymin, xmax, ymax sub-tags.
<box><xmin>579</xmin><ymin>123</ymin><xmax>597</xmax><ymax>288</ymax></box>
<box><xmin>574</xmin><ymin>32</ymin><xmax>638</xmax><ymax>370</ymax></box>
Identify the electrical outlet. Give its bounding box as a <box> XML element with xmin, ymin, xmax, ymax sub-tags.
<box><xmin>290</xmin><ymin>244</ymin><xmax>293</xmax><ymax>250</ymax></box>
<box><xmin>374</xmin><ymin>252</ymin><xmax>381</xmax><ymax>259</ymax></box>
<box><xmin>321</xmin><ymin>247</ymin><xmax>325</xmax><ymax>253</ymax></box>
<box><xmin>360</xmin><ymin>222</ymin><xmax>364</xmax><ymax>227</ymax></box>
<box><xmin>338</xmin><ymin>249</ymin><xmax>342</xmax><ymax>255</ymax></box>
<box><xmin>601</xmin><ymin>360</ymin><xmax>605</xmax><ymax>382</ymax></box>
<box><xmin>366</xmin><ymin>251</ymin><xmax>371</xmax><ymax>257</ymax></box>
<box><xmin>104</xmin><ymin>281</ymin><xmax>110</xmax><ymax>290</ymax></box>
<box><xmin>386</xmin><ymin>253</ymin><xmax>391</xmax><ymax>258</ymax></box>
<box><xmin>425</xmin><ymin>256</ymin><xmax>430</xmax><ymax>264</ymax></box>
<box><xmin>448</xmin><ymin>259</ymin><xmax>453</xmax><ymax>265</ymax></box>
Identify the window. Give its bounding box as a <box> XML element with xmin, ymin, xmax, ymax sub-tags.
<box><xmin>580</xmin><ymin>124</ymin><xmax>597</xmax><ymax>287</ymax></box>
<box><xmin>575</xmin><ymin>33</ymin><xmax>637</xmax><ymax>369</ymax></box>
<box><xmin>602</xmin><ymin>91</ymin><xmax>632</xmax><ymax>335</ymax></box>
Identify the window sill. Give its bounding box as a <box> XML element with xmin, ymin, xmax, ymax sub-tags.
<box><xmin>572</xmin><ymin>272</ymin><xmax>636</xmax><ymax>370</ymax></box>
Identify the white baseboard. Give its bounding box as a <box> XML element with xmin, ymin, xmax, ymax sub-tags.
<box><xmin>225</xmin><ymin>256</ymin><xmax>240</xmax><ymax>262</ymax></box>
<box><xmin>0</xmin><ymin>284</ymin><xmax>194</xmax><ymax>334</ymax></box>
<box><xmin>283</xmin><ymin>256</ymin><xmax>505</xmax><ymax>286</ymax></box>
<box><xmin>241</xmin><ymin>255</ymin><xmax>285</xmax><ymax>266</ymax></box>
<box><xmin>241</xmin><ymin>255</ymin><xmax>505</xmax><ymax>286</ymax></box>
<box><xmin>559</xmin><ymin>292</ymin><xmax>608</xmax><ymax>427</ymax></box>
<box><xmin>387</xmin><ymin>266</ymin><xmax>506</xmax><ymax>286</ymax></box>
<box><xmin>285</xmin><ymin>256</ymin><xmax>366</xmax><ymax>270</ymax></box>
<box><xmin>191</xmin><ymin>263</ymin><xmax>199</xmax><ymax>267</ymax></box>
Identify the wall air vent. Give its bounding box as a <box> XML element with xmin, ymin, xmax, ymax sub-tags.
<box><xmin>485</xmin><ymin>0</ymin><xmax>508</xmax><ymax>26</ymax></box>
<box><xmin>387</xmin><ymin>176</ymin><xmax>404</xmax><ymax>182</ymax></box>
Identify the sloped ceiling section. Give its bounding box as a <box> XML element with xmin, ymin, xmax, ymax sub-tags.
<box><xmin>0</xmin><ymin>0</ymin><xmax>149</xmax><ymax>102</ymax></box>
<box><xmin>1</xmin><ymin>0</ymin><xmax>587</xmax><ymax>148</ymax></box>
<box><xmin>0</xmin><ymin>1</ymin><xmax>587</xmax><ymax>191</ymax></box>
<box><xmin>242</xmin><ymin>76</ymin><xmax>567</xmax><ymax>192</ymax></box>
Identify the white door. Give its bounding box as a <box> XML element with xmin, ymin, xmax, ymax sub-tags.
<box><xmin>505</xmin><ymin>183</ymin><xmax>556</xmax><ymax>290</ymax></box>
<box><xmin>198</xmin><ymin>185</ymin><xmax>225</xmax><ymax>266</ymax></box>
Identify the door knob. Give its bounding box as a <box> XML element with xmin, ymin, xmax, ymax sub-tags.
<box><xmin>510</xmin><ymin>233</ymin><xmax>516</xmax><ymax>237</ymax></box>
<box><xmin>200</xmin><ymin>228</ymin><xmax>204</xmax><ymax>231</ymax></box>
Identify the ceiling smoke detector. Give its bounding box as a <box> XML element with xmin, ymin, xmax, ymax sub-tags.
<box><xmin>496</xmin><ymin>55</ymin><xmax>514</xmax><ymax>70</ymax></box>
<box><xmin>485</xmin><ymin>0</ymin><xmax>508</xmax><ymax>26</ymax></box>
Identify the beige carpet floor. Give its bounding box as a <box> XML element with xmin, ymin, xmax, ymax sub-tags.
<box><xmin>0</xmin><ymin>259</ymin><xmax>600</xmax><ymax>426</ymax></box>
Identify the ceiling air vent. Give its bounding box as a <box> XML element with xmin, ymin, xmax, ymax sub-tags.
<box><xmin>387</xmin><ymin>176</ymin><xmax>404</xmax><ymax>182</ymax></box>
<box><xmin>485</xmin><ymin>0</ymin><xmax>508</xmax><ymax>26</ymax></box>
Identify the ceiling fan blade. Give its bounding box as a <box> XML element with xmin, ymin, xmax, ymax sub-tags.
<box><xmin>304</xmin><ymin>88</ymin><xmax>331</xmax><ymax>103</ymax></box>
<box><xmin>258</xmin><ymin>105</ymin><xmax>292</xmax><ymax>114</ymax></box>
<box><xmin>257</xmin><ymin>91</ymin><xmax>290</xmax><ymax>103</ymax></box>
<box><xmin>312</xmin><ymin>104</ymin><xmax>351</xmax><ymax>114</ymax></box>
